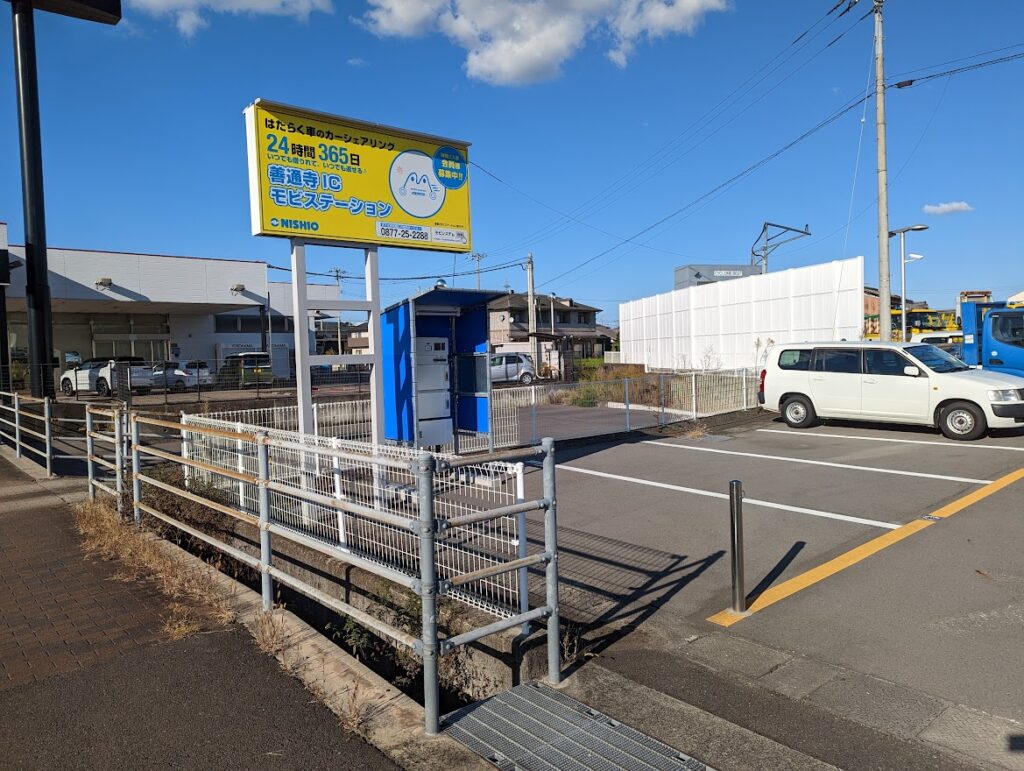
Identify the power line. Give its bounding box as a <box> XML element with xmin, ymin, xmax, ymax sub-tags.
<box><xmin>540</xmin><ymin>44</ymin><xmax>1024</xmax><ymax>290</ymax></box>
<box><xmin>480</xmin><ymin>7</ymin><xmax>858</xmax><ymax>259</ymax></box>
<box><xmin>892</xmin><ymin>50</ymin><xmax>1024</xmax><ymax>89</ymax></box>
<box><xmin>537</xmin><ymin>92</ymin><xmax>873</xmax><ymax>290</ymax></box>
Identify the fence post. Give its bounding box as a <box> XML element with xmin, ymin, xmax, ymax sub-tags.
<box><xmin>530</xmin><ymin>387</ymin><xmax>539</xmax><ymax>445</ymax></box>
<box><xmin>742</xmin><ymin>369</ymin><xmax>748</xmax><ymax>411</ymax></box>
<box><xmin>236</xmin><ymin>421</ymin><xmax>245</xmax><ymax>510</ymax></box>
<box><xmin>624</xmin><ymin>378</ymin><xmax>631</xmax><ymax>432</ymax></box>
<box><xmin>85</xmin><ymin>409</ymin><xmax>95</xmax><ymax>502</ymax></box>
<box><xmin>542</xmin><ymin>436</ymin><xmax>561</xmax><ymax>685</ymax></box>
<box><xmin>257</xmin><ymin>432</ymin><xmax>274</xmax><ymax>612</ymax></box>
<box><xmin>13</xmin><ymin>393</ymin><xmax>21</xmax><ymax>459</ymax></box>
<box><xmin>415</xmin><ymin>451</ymin><xmax>440</xmax><ymax>736</ymax></box>
<box><xmin>113</xmin><ymin>408</ymin><xmax>124</xmax><ymax>518</ymax></box>
<box><xmin>43</xmin><ymin>397</ymin><xmax>53</xmax><ymax>477</ymax></box>
<box><xmin>690</xmin><ymin>371</ymin><xmax>698</xmax><ymax>420</ymax></box>
<box><xmin>514</xmin><ymin>462</ymin><xmax>530</xmax><ymax>635</ymax></box>
<box><xmin>180</xmin><ymin>410</ymin><xmax>191</xmax><ymax>489</ymax></box>
<box><xmin>131</xmin><ymin>415</ymin><xmax>142</xmax><ymax>526</ymax></box>
<box><xmin>658</xmin><ymin>373</ymin><xmax>665</xmax><ymax>427</ymax></box>
<box><xmin>331</xmin><ymin>436</ymin><xmax>348</xmax><ymax>549</ymax></box>
<box><xmin>729</xmin><ymin>480</ymin><xmax>746</xmax><ymax>614</ymax></box>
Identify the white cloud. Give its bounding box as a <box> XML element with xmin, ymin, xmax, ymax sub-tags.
<box><xmin>360</xmin><ymin>0</ymin><xmax>728</xmax><ymax>86</ymax></box>
<box><xmin>922</xmin><ymin>201</ymin><xmax>974</xmax><ymax>216</ymax></box>
<box><xmin>347</xmin><ymin>57</ymin><xmax>369</xmax><ymax>66</ymax></box>
<box><xmin>127</xmin><ymin>0</ymin><xmax>332</xmax><ymax>37</ymax></box>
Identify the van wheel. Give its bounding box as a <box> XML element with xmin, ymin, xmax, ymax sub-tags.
<box><xmin>96</xmin><ymin>378</ymin><xmax>110</xmax><ymax>398</ymax></box>
<box><xmin>61</xmin><ymin>379</ymin><xmax>74</xmax><ymax>396</ymax></box>
<box><xmin>782</xmin><ymin>395</ymin><xmax>817</xmax><ymax>429</ymax></box>
<box><xmin>939</xmin><ymin>401</ymin><xmax>986</xmax><ymax>441</ymax></box>
<box><xmin>519</xmin><ymin>372</ymin><xmax>534</xmax><ymax>385</ymax></box>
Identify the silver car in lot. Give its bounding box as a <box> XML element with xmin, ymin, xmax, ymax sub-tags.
<box><xmin>151</xmin><ymin>360</ymin><xmax>213</xmax><ymax>392</ymax></box>
<box><xmin>490</xmin><ymin>352</ymin><xmax>536</xmax><ymax>385</ymax></box>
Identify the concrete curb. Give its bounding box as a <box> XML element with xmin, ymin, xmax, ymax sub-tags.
<box><xmin>561</xmin><ymin>662</ymin><xmax>839</xmax><ymax>771</ymax></box>
<box><xmin>145</xmin><ymin>536</ymin><xmax>489</xmax><ymax>771</ymax></box>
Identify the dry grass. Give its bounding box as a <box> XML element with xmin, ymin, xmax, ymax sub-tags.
<box><xmin>252</xmin><ymin>610</ymin><xmax>289</xmax><ymax>657</ymax></box>
<box><xmin>162</xmin><ymin>603</ymin><xmax>203</xmax><ymax>641</ymax></box>
<box><xmin>337</xmin><ymin>684</ymin><xmax>375</xmax><ymax>733</ymax></box>
<box><xmin>680</xmin><ymin>421</ymin><xmax>708</xmax><ymax>440</ymax></box>
<box><xmin>73</xmin><ymin>499</ymin><xmax>234</xmax><ymax>633</ymax></box>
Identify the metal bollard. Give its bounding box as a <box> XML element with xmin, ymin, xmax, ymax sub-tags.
<box><xmin>43</xmin><ymin>397</ymin><xmax>52</xmax><ymax>477</ymax></box>
<box><xmin>256</xmin><ymin>432</ymin><xmax>274</xmax><ymax>611</ymax></box>
<box><xmin>85</xmin><ymin>409</ymin><xmax>96</xmax><ymax>501</ymax></box>
<box><xmin>131</xmin><ymin>416</ymin><xmax>142</xmax><ymax>526</ymax></box>
<box><xmin>542</xmin><ymin>437</ymin><xmax>561</xmax><ymax>685</ymax></box>
<box><xmin>729</xmin><ymin>480</ymin><xmax>746</xmax><ymax>614</ymax></box>
<box><xmin>415</xmin><ymin>451</ymin><xmax>440</xmax><ymax>736</ymax></box>
<box><xmin>13</xmin><ymin>393</ymin><xmax>21</xmax><ymax>459</ymax></box>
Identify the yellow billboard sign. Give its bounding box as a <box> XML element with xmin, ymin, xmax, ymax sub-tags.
<box><xmin>244</xmin><ymin>100</ymin><xmax>471</xmax><ymax>252</ymax></box>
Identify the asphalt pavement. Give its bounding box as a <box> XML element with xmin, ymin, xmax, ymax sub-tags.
<box><xmin>520</xmin><ymin>412</ymin><xmax>1024</xmax><ymax>769</ymax></box>
<box><xmin>0</xmin><ymin>455</ymin><xmax>396</xmax><ymax>771</ymax></box>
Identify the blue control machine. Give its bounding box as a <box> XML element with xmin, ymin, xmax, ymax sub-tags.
<box><xmin>381</xmin><ymin>287</ymin><xmax>505</xmax><ymax>450</ymax></box>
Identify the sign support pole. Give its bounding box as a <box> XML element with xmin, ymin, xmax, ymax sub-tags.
<box><xmin>290</xmin><ymin>239</ymin><xmax>313</xmax><ymax>435</ymax></box>
<box><xmin>364</xmin><ymin>246</ymin><xmax>385</xmax><ymax>446</ymax></box>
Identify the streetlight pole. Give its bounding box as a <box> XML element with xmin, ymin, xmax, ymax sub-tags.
<box><xmin>889</xmin><ymin>224</ymin><xmax>929</xmax><ymax>342</ymax></box>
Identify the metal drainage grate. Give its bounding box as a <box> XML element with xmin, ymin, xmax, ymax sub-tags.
<box><xmin>444</xmin><ymin>682</ymin><xmax>713</xmax><ymax>771</ymax></box>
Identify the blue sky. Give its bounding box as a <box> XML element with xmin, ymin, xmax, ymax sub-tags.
<box><xmin>1</xmin><ymin>0</ymin><xmax>1022</xmax><ymax>321</ymax></box>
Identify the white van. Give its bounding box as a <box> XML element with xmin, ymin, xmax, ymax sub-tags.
<box><xmin>759</xmin><ymin>341</ymin><xmax>1024</xmax><ymax>441</ymax></box>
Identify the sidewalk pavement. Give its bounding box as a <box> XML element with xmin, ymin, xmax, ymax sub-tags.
<box><xmin>0</xmin><ymin>455</ymin><xmax>396</xmax><ymax>770</ymax></box>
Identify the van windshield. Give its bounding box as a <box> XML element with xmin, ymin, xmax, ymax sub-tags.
<box><xmin>905</xmin><ymin>344</ymin><xmax>971</xmax><ymax>373</ymax></box>
<box><xmin>241</xmin><ymin>355</ymin><xmax>271</xmax><ymax>367</ymax></box>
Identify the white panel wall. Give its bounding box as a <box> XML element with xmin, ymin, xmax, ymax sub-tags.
<box><xmin>620</xmin><ymin>257</ymin><xmax>864</xmax><ymax>370</ymax></box>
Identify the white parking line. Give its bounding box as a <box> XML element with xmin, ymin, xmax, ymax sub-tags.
<box><xmin>757</xmin><ymin>428</ymin><xmax>1024</xmax><ymax>452</ymax></box>
<box><xmin>642</xmin><ymin>440</ymin><xmax>992</xmax><ymax>485</ymax></box>
<box><xmin>558</xmin><ymin>464</ymin><xmax>900</xmax><ymax>530</ymax></box>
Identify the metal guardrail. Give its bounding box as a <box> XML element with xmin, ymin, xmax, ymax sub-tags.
<box><xmin>86</xmin><ymin>412</ymin><xmax>561</xmax><ymax>736</ymax></box>
<box><xmin>0</xmin><ymin>390</ymin><xmax>54</xmax><ymax>476</ymax></box>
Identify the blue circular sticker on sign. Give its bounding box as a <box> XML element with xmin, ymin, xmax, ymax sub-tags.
<box><xmin>433</xmin><ymin>146</ymin><xmax>468</xmax><ymax>190</ymax></box>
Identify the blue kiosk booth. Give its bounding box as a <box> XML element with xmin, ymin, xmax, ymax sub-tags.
<box><xmin>381</xmin><ymin>286</ymin><xmax>505</xmax><ymax>451</ymax></box>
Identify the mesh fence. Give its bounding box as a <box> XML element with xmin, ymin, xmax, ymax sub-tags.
<box><xmin>182</xmin><ymin>414</ymin><xmax>524</xmax><ymax>617</ymax></box>
<box><xmin>193</xmin><ymin>368</ymin><xmax>756</xmax><ymax>453</ymax></box>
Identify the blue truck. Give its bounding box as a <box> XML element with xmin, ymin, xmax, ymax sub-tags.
<box><xmin>960</xmin><ymin>299</ymin><xmax>1024</xmax><ymax>378</ymax></box>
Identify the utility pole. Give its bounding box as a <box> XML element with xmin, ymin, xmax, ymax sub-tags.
<box><xmin>329</xmin><ymin>267</ymin><xmax>346</xmax><ymax>354</ymax></box>
<box><xmin>550</xmin><ymin>294</ymin><xmax>556</xmax><ymax>335</ymax></box>
<box><xmin>873</xmin><ymin>0</ymin><xmax>892</xmax><ymax>341</ymax></box>
<box><xmin>525</xmin><ymin>253</ymin><xmax>540</xmax><ymax>370</ymax></box>
<box><xmin>470</xmin><ymin>252</ymin><xmax>486</xmax><ymax>290</ymax></box>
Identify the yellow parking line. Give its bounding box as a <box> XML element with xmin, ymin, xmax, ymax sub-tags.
<box><xmin>708</xmin><ymin>465</ymin><xmax>1024</xmax><ymax>627</ymax></box>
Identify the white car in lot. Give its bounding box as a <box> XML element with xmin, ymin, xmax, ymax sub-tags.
<box><xmin>59</xmin><ymin>356</ymin><xmax>154</xmax><ymax>397</ymax></box>
<box><xmin>759</xmin><ymin>341</ymin><xmax>1024</xmax><ymax>441</ymax></box>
